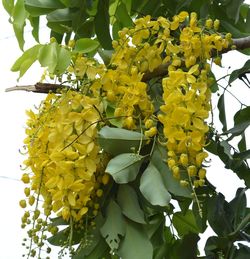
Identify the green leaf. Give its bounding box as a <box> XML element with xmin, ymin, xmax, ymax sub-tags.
<box><xmin>74</xmin><ymin>38</ymin><xmax>100</xmax><ymax>54</ymax></box>
<box><xmin>224</xmin><ymin>106</ymin><xmax>250</xmax><ymax>137</ymax></box>
<box><xmin>218</xmin><ymin>94</ymin><xmax>227</xmax><ymax>132</ymax></box>
<box><xmin>24</xmin><ymin>0</ymin><xmax>65</xmax><ymax>16</ymax></box>
<box><xmin>13</xmin><ymin>0</ymin><xmax>29</xmax><ymax>50</ymax></box>
<box><xmin>122</xmin><ymin>0</ymin><xmax>131</xmax><ymax>13</ymax></box>
<box><xmin>48</xmin><ymin>226</ymin><xmax>83</xmax><ymax>246</ymax></box>
<box><xmin>80</xmin><ymin>237</ymin><xmax>110</xmax><ymax>259</ymax></box>
<box><xmin>229</xmin><ymin>188</ymin><xmax>247</xmax><ymax>230</ymax></box>
<box><xmin>115</xmin><ymin>2</ymin><xmax>133</xmax><ymax>28</ymax></box>
<box><xmin>38</xmin><ymin>42</ymin><xmax>71</xmax><ymax>74</ymax></box>
<box><xmin>2</xmin><ymin>0</ymin><xmax>14</xmax><ymax>15</ymax></box>
<box><xmin>38</xmin><ymin>42</ymin><xmax>58</xmax><ymax>73</ymax></box>
<box><xmin>117</xmin><ymin>185</ymin><xmax>146</xmax><ymax>224</ymax></box>
<box><xmin>73</xmin><ymin>215</ymin><xmax>106</xmax><ymax>258</ymax></box>
<box><xmin>98</xmin><ymin>126</ymin><xmax>146</xmax><ymax>156</ymax></box>
<box><xmin>174</xmin><ymin>233</ymin><xmax>200</xmax><ymax>259</ymax></box>
<box><xmin>140</xmin><ymin>163</ymin><xmax>171</xmax><ymax>207</ymax></box>
<box><xmin>219</xmin><ymin>140</ymin><xmax>233</xmax><ymax>160</ymax></box>
<box><xmin>229</xmin><ymin>59</ymin><xmax>250</xmax><ymax>84</ymax></box>
<box><xmin>238</xmin><ymin>133</ymin><xmax>246</xmax><ymax>152</ymax></box>
<box><xmin>118</xmin><ymin>220</ymin><xmax>153</xmax><ymax>259</ymax></box>
<box><xmin>47</xmin><ymin>21</ymin><xmax>72</xmax><ymax>34</ymax></box>
<box><xmin>204</xmin><ymin>236</ymin><xmax>230</xmax><ymax>256</ymax></box>
<box><xmin>207</xmin><ymin>193</ymin><xmax>234</xmax><ymax>236</ymax></box>
<box><xmin>221</xmin><ymin>20</ymin><xmax>249</xmax><ymax>38</ymax></box>
<box><xmin>50</xmin><ymin>216</ymin><xmax>68</xmax><ymax>226</ymax></box>
<box><xmin>104</xmin><ymin>103</ymin><xmax>123</xmax><ymax>127</ymax></box>
<box><xmin>234</xmin><ymin>149</ymin><xmax>250</xmax><ymax>160</ymax></box>
<box><xmin>94</xmin><ymin>0</ymin><xmax>113</xmax><ymax>49</ymax></box>
<box><xmin>47</xmin><ymin>8</ymin><xmax>73</xmax><ymax>22</ymax></box>
<box><xmin>25</xmin><ymin>0</ymin><xmax>64</xmax><ymax>9</ymax></box>
<box><xmin>28</xmin><ymin>16</ymin><xmax>40</xmax><ymax>42</ymax></box>
<box><xmin>100</xmin><ymin>200</ymin><xmax>126</xmax><ymax>251</ymax></box>
<box><xmin>105</xmin><ymin>153</ymin><xmax>143</xmax><ymax>183</ymax></box>
<box><xmin>55</xmin><ymin>46</ymin><xmax>71</xmax><ymax>73</ymax></box>
<box><xmin>11</xmin><ymin>44</ymin><xmax>42</xmax><ymax>79</ymax></box>
<box><xmin>234</xmin><ymin>106</ymin><xmax>250</xmax><ymax>125</ymax></box>
<box><xmin>234</xmin><ymin>244</ymin><xmax>250</xmax><ymax>258</ymax></box>
<box><xmin>226</xmin><ymin>0</ymin><xmax>244</xmax><ymax>23</ymax></box>
<box><xmin>98</xmin><ymin>49</ymin><xmax>114</xmax><ymax>65</ymax></box>
<box><xmin>172</xmin><ymin>210</ymin><xmax>201</xmax><ymax>237</ymax></box>
<box><xmin>151</xmin><ymin>144</ymin><xmax>192</xmax><ymax>198</ymax></box>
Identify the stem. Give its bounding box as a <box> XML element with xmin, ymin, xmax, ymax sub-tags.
<box><xmin>218</xmin><ymin>83</ymin><xmax>247</xmax><ymax>107</ymax></box>
<box><xmin>188</xmin><ymin>172</ymin><xmax>203</xmax><ymax>218</ymax></box>
<box><xmin>61</xmin><ymin>115</ymin><xmax>127</xmax><ymax>151</ymax></box>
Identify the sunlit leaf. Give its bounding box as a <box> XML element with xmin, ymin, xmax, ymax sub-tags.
<box><xmin>2</xmin><ymin>0</ymin><xmax>14</xmax><ymax>15</ymax></box>
<box><xmin>13</xmin><ymin>0</ymin><xmax>28</xmax><ymax>50</ymax></box>
<box><xmin>98</xmin><ymin>126</ymin><xmax>146</xmax><ymax>155</ymax></box>
<box><xmin>28</xmin><ymin>16</ymin><xmax>40</xmax><ymax>42</ymax></box>
<box><xmin>105</xmin><ymin>153</ymin><xmax>143</xmax><ymax>183</ymax></box>
<box><xmin>151</xmin><ymin>144</ymin><xmax>192</xmax><ymax>198</ymax></box>
<box><xmin>140</xmin><ymin>163</ymin><xmax>171</xmax><ymax>207</ymax></box>
<box><xmin>11</xmin><ymin>44</ymin><xmax>42</xmax><ymax>79</ymax></box>
<box><xmin>74</xmin><ymin>38</ymin><xmax>100</xmax><ymax>54</ymax></box>
<box><xmin>38</xmin><ymin>42</ymin><xmax>58</xmax><ymax>73</ymax></box>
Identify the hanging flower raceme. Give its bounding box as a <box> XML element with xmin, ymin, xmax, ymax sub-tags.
<box><xmin>157</xmin><ymin>13</ymin><xmax>232</xmax><ymax>188</ymax></box>
<box><xmin>20</xmin><ymin>89</ymin><xmax>111</xmax><ymax>256</ymax></box>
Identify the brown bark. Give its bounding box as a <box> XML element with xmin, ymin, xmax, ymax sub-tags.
<box><xmin>5</xmin><ymin>36</ymin><xmax>250</xmax><ymax>93</ymax></box>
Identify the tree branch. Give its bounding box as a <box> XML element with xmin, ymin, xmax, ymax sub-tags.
<box><xmin>5</xmin><ymin>82</ymin><xmax>68</xmax><ymax>93</ymax></box>
<box><xmin>5</xmin><ymin>36</ymin><xmax>250</xmax><ymax>93</ymax></box>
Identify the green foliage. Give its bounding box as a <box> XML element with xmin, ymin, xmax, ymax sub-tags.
<box><xmin>3</xmin><ymin>0</ymin><xmax>250</xmax><ymax>258</ymax></box>
<box><xmin>98</xmin><ymin>126</ymin><xmax>146</xmax><ymax>155</ymax></box>
<box><xmin>38</xmin><ymin>42</ymin><xmax>71</xmax><ymax>74</ymax></box>
<box><xmin>172</xmin><ymin>210</ymin><xmax>201</xmax><ymax>237</ymax></box>
<box><xmin>100</xmin><ymin>199</ymin><xmax>126</xmax><ymax>251</ymax></box>
<box><xmin>140</xmin><ymin>163</ymin><xmax>171</xmax><ymax>207</ymax></box>
<box><xmin>74</xmin><ymin>38</ymin><xmax>100</xmax><ymax>54</ymax></box>
<box><xmin>105</xmin><ymin>153</ymin><xmax>144</xmax><ymax>183</ymax></box>
<box><xmin>118</xmin><ymin>220</ymin><xmax>153</xmax><ymax>259</ymax></box>
<box><xmin>11</xmin><ymin>44</ymin><xmax>42</xmax><ymax>79</ymax></box>
<box><xmin>117</xmin><ymin>185</ymin><xmax>146</xmax><ymax>224</ymax></box>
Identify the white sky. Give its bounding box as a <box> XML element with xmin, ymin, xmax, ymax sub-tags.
<box><xmin>0</xmin><ymin>3</ymin><xmax>249</xmax><ymax>259</ymax></box>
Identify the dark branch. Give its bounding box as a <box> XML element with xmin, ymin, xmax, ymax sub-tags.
<box><xmin>5</xmin><ymin>83</ymin><xmax>69</xmax><ymax>93</ymax></box>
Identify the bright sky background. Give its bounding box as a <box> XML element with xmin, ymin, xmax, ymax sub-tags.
<box><xmin>0</xmin><ymin>3</ymin><xmax>250</xmax><ymax>259</ymax></box>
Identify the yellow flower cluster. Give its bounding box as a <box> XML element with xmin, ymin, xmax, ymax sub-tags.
<box><xmin>91</xmin><ymin>68</ymin><xmax>154</xmax><ymax>129</ymax></box>
<box><xmin>159</xmin><ymin>66</ymin><xmax>210</xmax><ymax>187</ymax></box>
<box><xmin>156</xmin><ymin>13</ymin><xmax>231</xmax><ymax>187</ymax></box>
<box><xmin>22</xmin><ymin>90</ymin><xmax>109</xmax><ymax>222</ymax></box>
